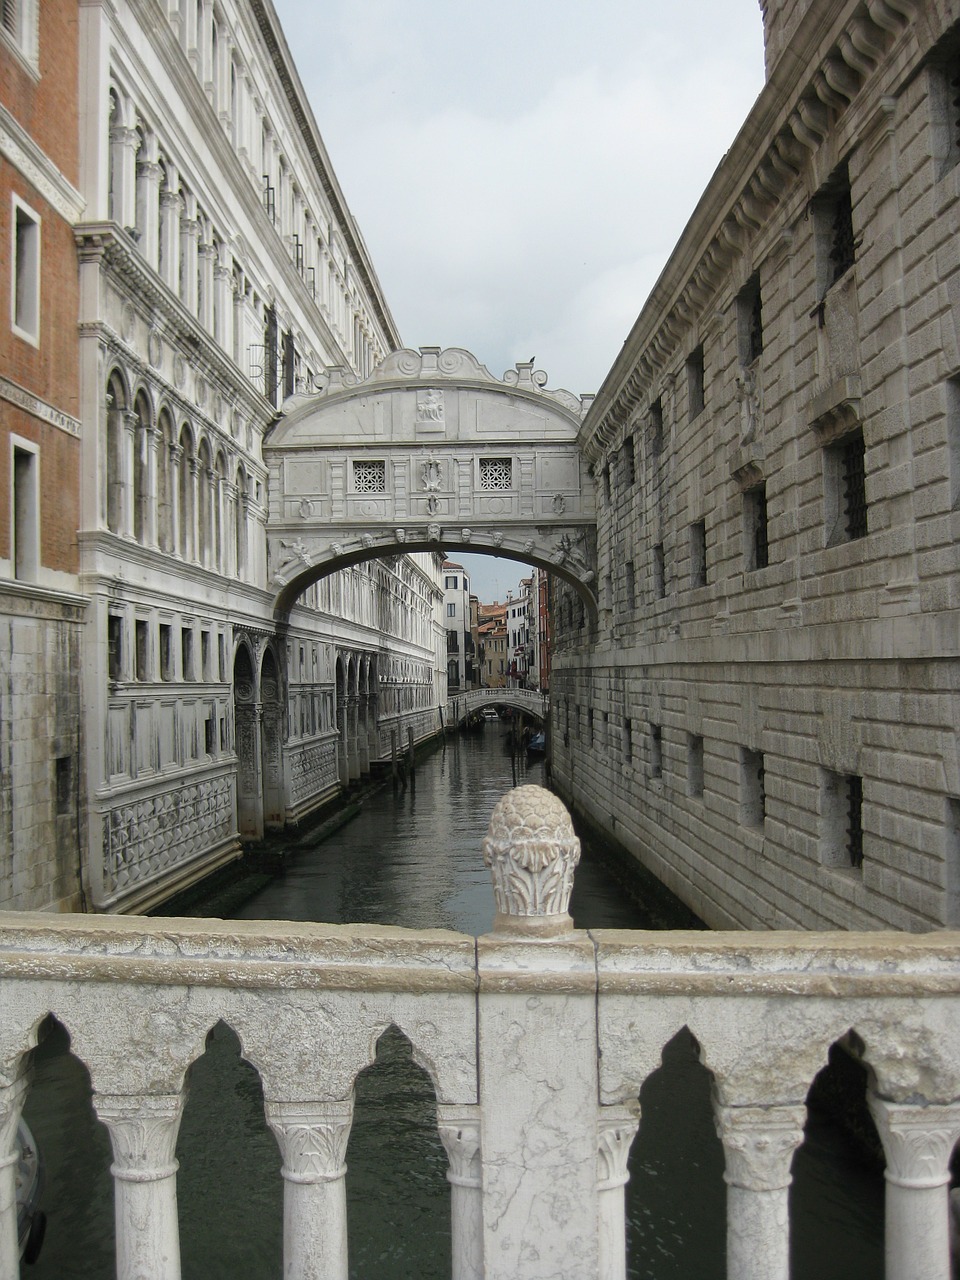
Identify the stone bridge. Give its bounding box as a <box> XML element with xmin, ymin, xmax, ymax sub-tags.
<box><xmin>2</xmin><ymin>787</ymin><xmax>959</xmax><ymax>1280</ymax></box>
<box><xmin>263</xmin><ymin>347</ymin><xmax>598</xmax><ymax>621</ymax></box>
<box><xmin>447</xmin><ymin>687</ymin><xmax>548</xmax><ymax>726</ymax></box>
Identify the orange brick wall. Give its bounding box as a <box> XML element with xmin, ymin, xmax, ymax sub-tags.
<box><xmin>0</xmin><ymin>0</ymin><xmax>80</xmax><ymax>575</ymax></box>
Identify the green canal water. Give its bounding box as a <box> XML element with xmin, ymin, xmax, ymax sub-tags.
<box><xmin>22</xmin><ymin>728</ymin><xmax>884</xmax><ymax>1278</ymax></box>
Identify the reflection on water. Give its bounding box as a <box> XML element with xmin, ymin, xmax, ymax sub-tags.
<box><xmin>22</xmin><ymin>728</ymin><xmax>884</xmax><ymax>1279</ymax></box>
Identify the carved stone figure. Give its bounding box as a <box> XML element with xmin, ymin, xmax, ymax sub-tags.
<box><xmin>420</xmin><ymin>457</ymin><xmax>443</xmax><ymax>490</ymax></box>
<box><xmin>736</xmin><ymin>365</ymin><xmax>760</xmax><ymax>445</ymax></box>
<box><xmin>417</xmin><ymin>389</ymin><xmax>444</xmax><ymax>423</ymax></box>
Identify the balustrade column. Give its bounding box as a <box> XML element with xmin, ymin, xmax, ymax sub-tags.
<box><xmin>0</xmin><ymin>1073</ymin><xmax>29</xmax><ymax>1280</ymax></box>
<box><xmin>437</xmin><ymin>1104</ymin><xmax>482</xmax><ymax>1280</ymax></box>
<box><xmin>264</xmin><ymin>1098</ymin><xmax>353</xmax><ymax>1280</ymax></box>
<box><xmin>714</xmin><ymin>1102</ymin><xmax>806</xmax><ymax>1280</ymax></box>
<box><xmin>597</xmin><ymin>1103</ymin><xmax>641</xmax><ymax>1280</ymax></box>
<box><xmin>868</xmin><ymin>1094</ymin><xmax>960</xmax><ymax>1280</ymax></box>
<box><xmin>94</xmin><ymin>1092</ymin><xmax>186</xmax><ymax>1280</ymax></box>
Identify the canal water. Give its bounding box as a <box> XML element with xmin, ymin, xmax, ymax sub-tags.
<box><xmin>22</xmin><ymin>728</ymin><xmax>884</xmax><ymax>1278</ymax></box>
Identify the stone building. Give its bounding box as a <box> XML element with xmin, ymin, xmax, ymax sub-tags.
<box><xmin>66</xmin><ymin>0</ymin><xmax>442</xmax><ymax>913</ymax></box>
<box><xmin>442</xmin><ymin>558</ymin><xmax>472</xmax><ymax>690</ymax></box>
<box><xmin>0</xmin><ymin>0</ymin><xmax>86</xmax><ymax>911</ymax></box>
<box><xmin>552</xmin><ymin>0</ymin><xmax>960</xmax><ymax>932</ymax></box>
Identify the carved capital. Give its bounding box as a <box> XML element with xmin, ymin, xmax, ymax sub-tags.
<box><xmin>482</xmin><ymin>784</ymin><xmax>581</xmax><ymax>935</ymax></box>
<box><xmin>597</xmin><ymin>1102</ymin><xmax>641</xmax><ymax>1191</ymax></box>
<box><xmin>715</xmin><ymin>1104</ymin><xmax>806</xmax><ymax>1192</ymax></box>
<box><xmin>265</xmin><ymin>1098</ymin><xmax>354</xmax><ymax>1185</ymax></box>
<box><xmin>867</xmin><ymin>1095</ymin><xmax>960</xmax><ymax>1189</ymax></box>
<box><xmin>437</xmin><ymin>1104</ymin><xmax>481</xmax><ymax>1188</ymax></box>
<box><xmin>94</xmin><ymin>1093</ymin><xmax>185</xmax><ymax>1183</ymax></box>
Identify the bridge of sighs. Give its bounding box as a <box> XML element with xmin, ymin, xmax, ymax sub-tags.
<box><xmin>263</xmin><ymin>346</ymin><xmax>598</xmax><ymax>620</ymax></box>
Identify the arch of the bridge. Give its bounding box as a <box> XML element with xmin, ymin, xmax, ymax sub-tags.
<box><xmin>263</xmin><ymin>347</ymin><xmax>598</xmax><ymax>623</ymax></box>
<box><xmin>449</xmin><ymin>689</ymin><xmax>548</xmax><ymax>726</ymax></box>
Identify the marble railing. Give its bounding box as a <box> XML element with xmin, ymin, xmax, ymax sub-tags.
<box><xmin>447</xmin><ymin>686</ymin><xmax>548</xmax><ymax>725</ymax></box>
<box><xmin>3</xmin><ymin>786</ymin><xmax>960</xmax><ymax>1279</ymax></box>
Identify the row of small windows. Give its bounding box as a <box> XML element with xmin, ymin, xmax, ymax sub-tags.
<box><xmin>108</xmin><ymin>615</ymin><xmax>228</xmax><ymax>687</ymax></box>
<box><xmin>602</xmin><ymin>434</ymin><xmax>866</xmax><ymax>613</ymax></box>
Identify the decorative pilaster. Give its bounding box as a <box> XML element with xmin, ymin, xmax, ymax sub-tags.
<box><xmin>135</xmin><ymin>158</ymin><xmax>163</xmax><ymax>271</ymax></box>
<box><xmin>868</xmin><ymin>1094</ymin><xmax>960</xmax><ymax>1280</ymax></box>
<box><xmin>214</xmin><ymin>263</ymin><xmax>233</xmax><ymax>353</ymax></box>
<box><xmin>168</xmin><ymin>442</ymin><xmax>183</xmax><ymax>559</ymax></box>
<box><xmin>714</xmin><ymin>1102</ymin><xmax>806</xmax><ymax>1280</ymax></box>
<box><xmin>0</xmin><ymin>1074</ymin><xmax>29</xmax><ymax>1280</ymax></box>
<box><xmin>198</xmin><ymin>241</ymin><xmax>216</xmax><ymax>334</ymax></box>
<box><xmin>265</xmin><ymin>1098</ymin><xmax>353</xmax><ymax>1280</ymax></box>
<box><xmin>143</xmin><ymin>424</ymin><xmax>160</xmax><ymax>548</ymax></box>
<box><xmin>179</xmin><ymin>217</ymin><xmax>200</xmax><ymax>314</ymax></box>
<box><xmin>159</xmin><ymin>189</ymin><xmax>183</xmax><ymax>293</ymax></box>
<box><xmin>189</xmin><ymin>456</ymin><xmax>201</xmax><ymax>564</ymax></box>
<box><xmin>437</xmin><ymin>1104</ymin><xmax>482</xmax><ymax>1280</ymax></box>
<box><xmin>597</xmin><ymin>1103</ymin><xmax>641</xmax><ymax>1280</ymax></box>
<box><xmin>121</xmin><ymin>409</ymin><xmax>137</xmax><ymax>539</ymax></box>
<box><xmin>94</xmin><ymin>1093</ymin><xmax>186</xmax><ymax>1280</ymax></box>
<box><xmin>109</xmin><ymin>124</ymin><xmax>139</xmax><ymax>230</ymax></box>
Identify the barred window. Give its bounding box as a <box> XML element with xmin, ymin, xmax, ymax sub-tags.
<box><xmin>479</xmin><ymin>457</ymin><xmax>512</xmax><ymax>490</ymax></box>
<box><xmin>353</xmin><ymin>460</ymin><xmax>386</xmax><ymax>493</ymax></box>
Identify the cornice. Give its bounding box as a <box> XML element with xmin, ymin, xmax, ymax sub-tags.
<box><xmin>580</xmin><ymin>0</ymin><xmax>918</xmax><ymax>463</ymax></box>
<box><xmin>0</xmin><ymin>102</ymin><xmax>85</xmax><ymax>222</ymax></box>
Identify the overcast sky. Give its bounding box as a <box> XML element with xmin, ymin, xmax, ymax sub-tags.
<box><xmin>271</xmin><ymin>0</ymin><xmax>767</xmax><ymax>601</ymax></box>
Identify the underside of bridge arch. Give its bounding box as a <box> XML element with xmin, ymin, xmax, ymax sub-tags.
<box><xmin>263</xmin><ymin>346</ymin><xmax>599</xmax><ymax>624</ymax></box>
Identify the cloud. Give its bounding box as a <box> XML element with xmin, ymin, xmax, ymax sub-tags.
<box><xmin>274</xmin><ymin>0</ymin><xmax>766</xmax><ymax>392</ymax></box>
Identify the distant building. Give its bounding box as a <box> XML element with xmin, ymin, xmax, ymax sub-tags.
<box><xmin>442</xmin><ymin>559</ymin><xmax>473</xmax><ymax>690</ymax></box>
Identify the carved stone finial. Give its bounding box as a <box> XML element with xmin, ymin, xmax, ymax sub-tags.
<box><xmin>482</xmin><ymin>785</ymin><xmax>581</xmax><ymax>936</ymax></box>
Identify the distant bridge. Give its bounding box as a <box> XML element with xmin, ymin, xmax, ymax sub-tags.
<box><xmin>447</xmin><ymin>687</ymin><xmax>548</xmax><ymax>727</ymax></box>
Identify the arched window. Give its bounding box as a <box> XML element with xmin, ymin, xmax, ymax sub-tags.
<box><xmin>132</xmin><ymin>390</ymin><xmax>151</xmax><ymax>543</ymax></box>
<box><xmin>234</xmin><ymin>464</ymin><xmax>247</xmax><ymax>579</ymax></box>
<box><xmin>197</xmin><ymin>438</ymin><xmax>212</xmax><ymax>567</ymax></box>
<box><xmin>157</xmin><ymin>409</ymin><xmax>175</xmax><ymax>553</ymax></box>
<box><xmin>105</xmin><ymin>371</ymin><xmax>127</xmax><ymax>535</ymax></box>
<box><xmin>213</xmin><ymin>450</ymin><xmax>227</xmax><ymax>573</ymax></box>
<box><xmin>178</xmin><ymin>424</ymin><xmax>195</xmax><ymax>560</ymax></box>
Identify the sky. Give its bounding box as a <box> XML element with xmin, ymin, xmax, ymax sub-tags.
<box><xmin>271</xmin><ymin>0</ymin><xmax>768</xmax><ymax>601</ymax></box>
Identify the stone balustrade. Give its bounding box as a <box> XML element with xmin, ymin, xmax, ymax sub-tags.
<box><xmin>2</xmin><ymin>786</ymin><xmax>960</xmax><ymax>1278</ymax></box>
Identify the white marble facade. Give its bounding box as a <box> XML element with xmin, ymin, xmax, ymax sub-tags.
<box><xmin>73</xmin><ymin>0</ymin><xmax>444</xmax><ymax>912</ymax></box>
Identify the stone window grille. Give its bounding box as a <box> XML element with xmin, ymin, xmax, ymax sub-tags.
<box><xmin>623</xmin><ymin>718</ymin><xmax>633</xmax><ymax>764</ymax></box>
<box><xmin>135</xmin><ymin>620</ymin><xmax>149</xmax><ymax>682</ymax></box>
<box><xmin>649</xmin><ymin>397</ymin><xmax>664</xmax><ymax>457</ymax></box>
<box><xmin>622</xmin><ymin>435</ymin><xmax>636</xmax><ymax>486</ymax></box>
<box><xmin>353</xmin><ymin>459</ymin><xmax>386</xmax><ymax>493</ymax></box>
<box><xmin>690</xmin><ymin>520</ymin><xmax>707</xmax><ymax>588</ymax></box>
<box><xmin>824</xmin><ymin>429</ymin><xmax>867</xmax><ymax>544</ymax></box>
<box><xmin>688</xmin><ymin>734</ymin><xmax>705</xmax><ymax>797</ymax></box>
<box><xmin>812</xmin><ymin>163</ymin><xmax>856</xmax><ymax>305</ymax></box>
<box><xmin>625</xmin><ymin>561</ymin><xmax>636</xmax><ymax>612</ymax></box>
<box><xmin>743</xmin><ymin>483</ymin><xmax>769</xmax><ymax>571</ymax></box>
<box><xmin>649</xmin><ymin>723</ymin><xmax>663</xmax><ymax>780</ymax></box>
<box><xmin>108</xmin><ymin>615</ymin><xmax>124</xmax><ymax>683</ymax></box>
<box><xmin>741</xmin><ymin>747</ymin><xmax>766</xmax><ymax>827</ymax></box>
<box><xmin>929</xmin><ymin>30</ymin><xmax>960</xmax><ymax>175</ymax></box>
<box><xmin>587</xmin><ymin>708</ymin><xmax>594</xmax><ymax>748</ymax></box>
<box><xmin>737</xmin><ymin>273</ymin><xmax>763</xmax><ymax>366</ymax></box>
<box><xmin>821</xmin><ymin>769</ymin><xmax>865</xmax><ymax>872</ymax></box>
<box><xmin>479</xmin><ymin>457</ymin><xmax>513</xmax><ymax>490</ymax></box>
<box><xmin>687</xmin><ymin>345</ymin><xmax>705</xmax><ymax>418</ymax></box>
<box><xmin>653</xmin><ymin>542</ymin><xmax>666</xmax><ymax>599</ymax></box>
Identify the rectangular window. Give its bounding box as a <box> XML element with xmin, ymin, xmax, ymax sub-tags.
<box><xmin>159</xmin><ymin>624</ymin><xmax>172</xmax><ymax>681</ymax></box>
<box><xmin>587</xmin><ymin>708</ymin><xmax>594</xmax><ymax>748</ymax></box>
<box><xmin>623</xmin><ymin>718</ymin><xmax>633</xmax><ymax>764</ymax></box>
<box><xmin>353</xmin><ymin>460</ymin><xmax>386</xmax><ymax>493</ymax></box>
<box><xmin>204</xmin><ymin>708</ymin><xmax>216</xmax><ymax>755</ymax></box>
<box><xmin>929</xmin><ymin>35</ymin><xmax>960</xmax><ymax>177</ymax></box>
<box><xmin>201</xmin><ymin>630</ymin><xmax>211</xmax><ymax>680</ymax></box>
<box><xmin>741</xmin><ymin>747</ymin><xmax>766</xmax><ymax>828</ymax></box>
<box><xmin>743</xmin><ymin>484</ymin><xmax>769</xmax><ymax>571</ymax></box>
<box><xmin>825</xmin><ymin>429</ymin><xmax>867</xmax><ymax>544</ymax></box>
<box><xmin>688</xmin><ymin>733</ymin><xmax>704</xmax><ymax>798</ymax></box>
<box><xmin>108</xmin><ymin>614</ymin><xmax>124</xmax><ymax>682</ymax></box>
<box><xmin>12</xmin><ymin>441</ymin><xmax>38</xmax><ymax>580</ymax></box>
<box><xmin>625</xmin><ymin>561</ymin><xmax>636</xmax><ymax>612</ymax></box>
<box><xmin>181</xmin><ymin>627</ymin><xmax>194</xmax><ymax>681</ymax></box>
<box><xmin>946</xmin><ymin>798</ymin><xmax>960</xmax><ymax>927</ymax></box>
<box><xmin>821</xmin><ymin>770</ymin><xmax>864</xmax><ymax>871</ymax></box>
<box><xmin>649</xmin><ymin>397</ymin><xmax>664</xmax><ymax>457</ymax></box>
<box><xmin>1</xmin><ymin>0</ymin><xmax>37</xmax><ymax>61</ymax></box>
<box><xmin>737</xmin><ymin>272</ymin><xmax>762</xmax><ymax>366</ymax></box>
<box><xmin>650</xmin><ymin>723</ymin><xmax>663</xmax><ymax>780</ymax></box>
<box><xmin>219</xmin><ymin>634</ymin><xmax>226</xmax><ymax>682</ymax></box>
<box><xmin>602</xmin><ymin>464</ymin><xmax>611</xmax><ymax>503</ymax></box>
<box><xmin>690</xmin><ymin>520</ymin><xmax>707</xmax><ymax>588</ymax></box>
<box><xmin>653</xmin><ymin>542</ymin><xmax>666</xmax><ymax>599</ymax></box>
<box><xmin>813</xmin><ymin>162</ymin><xmax>855</xmax><ymax>297</ymax></box>
<box><xmin>11</xmin><ymin>196</ymin><xmax>40</xmax><ymax>345</ymax></box>
<box><xmin>55</xmin><ymin>755</ymin><xmax>72</xmax><ymax>815</ymax></box>
<box><xmin>135</xmin><ymin>620</ymin><xmax>149</xmax><ymax>681</ymax></box>
<box><xmin>479</xmin><ymin>457</ymin><xmax>513</xmax><ymax>490</ymax></box>
<box><xmin>445</xmin><ymin>576</ymin><xmax>458</xmax><ymax>589</ymax></box>
<box><xmin>687</xmin><ymin>345</ymin><xmax>705</xmax><ymax>418</ymax></box>
<box><xmin>622</xmin><ymin>435</ymin><xmax>636</xmax><ymax>486</ymax></box>
<box><xmin>446</xmin><ymin>602</ymin><xmax>456</xmax><ymax>617</ymax></box>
